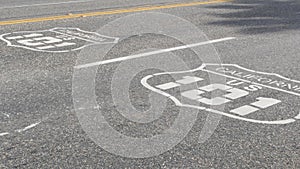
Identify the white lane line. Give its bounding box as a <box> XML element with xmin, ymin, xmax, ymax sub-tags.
<box><xmin>74</xmin><ymin>37</ymin><xmax>236</xmax><ymax>69</ymax></box>
<box><xmin>0</xmin><ymin>132</ymin><xmax>9</xmax><ymax>136</ymax></box>
<box><xmin>16</xmin><ymin>121</ymin><xmax>41</xmax><ymax>133</ymax></box>
<box><xmin>0</xmin><ymin>112</ymin><xmax>9</xmax><ymax>118</ymax></box>
<box><xmin>295</xmin><ymin>113</ymin><xmax>300</xmax><ymax>120</ymax></box>
<box><xmin>0</xmin><ymin>0</ymin><xmax>95</xmax><ymax>9</ymax></box>
<box><xmin>0</xmin><ymin>120</ymin><xmax>43</xmax><ymax>137</ymax></box>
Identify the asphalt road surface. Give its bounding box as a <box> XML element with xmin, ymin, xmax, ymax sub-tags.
<box><xmin>0</xmin><ymin>0</ymin><xmax>300</xmax><ymax>168</ymax></box>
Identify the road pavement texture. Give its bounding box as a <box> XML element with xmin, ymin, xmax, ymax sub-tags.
<box><xmin>0</xmin><ymin>0</ymin><xmax>300</xmax><ymax>168</ymax></box>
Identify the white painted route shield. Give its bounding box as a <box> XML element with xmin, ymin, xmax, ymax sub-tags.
<box><xmin>141</xmin><ymin>63</ymin><xmax>300</xmax><ymax>125</ymax></box>
<box><xmin>0</xmin><ymin>27</ymin><xmax>118</xmax><ymax>52</ymax></box>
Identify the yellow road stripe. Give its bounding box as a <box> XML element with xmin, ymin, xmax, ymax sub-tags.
<box><xmin>0</xmin><ymin>0</ymin><xmax>231</xmax><ymax>26</ymax></box>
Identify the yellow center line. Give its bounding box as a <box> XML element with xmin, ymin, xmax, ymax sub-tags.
<box><xmin>0</xmin><ymin>0</ymin><xmax>231</xmax><ymax>26</ymax></box>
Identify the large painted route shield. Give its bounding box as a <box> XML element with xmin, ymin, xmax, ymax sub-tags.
<box><xmin>0</xmin><ymin>27</ymin><xmax>119</xmax><ymax>52</ymax></box>
<box><xmin>141</xmin><ymin>63</ymin><xmax>300</xmax><ymax>125</ymax></box>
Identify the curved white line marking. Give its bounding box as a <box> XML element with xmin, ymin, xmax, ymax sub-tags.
<box><xmin>183</xmin><ymin>104</ymin><xmax>295</xmax><ymax>125</ymax></box>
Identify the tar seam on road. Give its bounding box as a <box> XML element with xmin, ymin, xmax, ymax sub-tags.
<box><xmin>74</xmin><ymin>37</ymin><xmax>236</xmax><ymax>69</ymax></box>
<box><xmin>0</xmin><ymin>0</ymin><xmax>232</xmax><ymax>26</ymax></box>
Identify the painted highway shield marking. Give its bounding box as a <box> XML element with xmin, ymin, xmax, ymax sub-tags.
<box><xmin>141</xmin><ymin>64</ymin><xmax>300</xmax><ymax>124</ymax></box>
<box><xmin>0</xmin><ymin>27</ymin><xmax>119</xmax><ymax>53</ymax></box>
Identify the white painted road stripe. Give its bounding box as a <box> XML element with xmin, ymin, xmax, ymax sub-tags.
<box><xmin>0</xmin><ymin>132</ymin><xmax>9</xmax><ymax>136</ymax></box>
<box><xmin>16</xmin><ymin>121</ymin><xmax>41</xmax><ymax>132</ymax></box>
<box><xmin>295</xmin><ymin>113</ymin><xmax>300</xmax><ymax>119</ymax></box>
<box><xmin>74</xmin><ymin>37</ymin><xmax>236</xmax><ymax>69</ymax></box>
<box><xmin>0</xmin><ymin>121</ymin><xmax>42</xmax><ymax>137</ymax></box>
<box><xmin>0</xmin><ymin>0</ymin><xmax>95</xmax><ymax>9</ymax></box>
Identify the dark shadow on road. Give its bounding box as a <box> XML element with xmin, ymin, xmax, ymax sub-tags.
<box><xmin>207</xmin><ymin>0</ymin><xmax>300</xmax><ymax>34</ymax></box>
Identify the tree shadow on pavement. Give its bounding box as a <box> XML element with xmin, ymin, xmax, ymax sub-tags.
<box><xmin>206</xmin><ymin>0</ymin><xmax>300</xmax><ymax>34</ymax></box>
